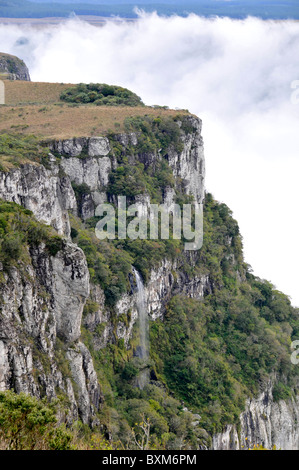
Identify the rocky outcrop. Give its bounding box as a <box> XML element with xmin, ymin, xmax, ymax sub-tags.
<box><xmin>50</xmin><ymin>137</ymin><xmax>113</xmax><ymax>221</ymax></box>
<box><xmin>82</xmin><ymin>282</ymin><xmax>139</xmax><ymax>351</ymax></box>
<box><xmin>145</xmin><ymin>259</ymin><xmax>211</xmax><ymax>321</ymax></box>
<box><xmin>168</xmin><ymin>115</ymin><xmax>205</xmax><ymax>204</ymax></box>
<box><xmin>0</xmin><ymin>240</ymin><xmax>100</xmax><ymax>426</ymax></box>
<box><xmin>58</xmin><ymin>152</ymin><xmax>112</xmax><ymax>220</ymax></box>
<box><xmin>212</xmin><ymin>377</ymin><xmax>299</xmax><ymax>450</ymax></box>
<box><xmin>0</xmin><ymin>163</ymin><xmax>76</xmax><ymax>238</ymax></box>
<box><xmin>0</xmin><ymin>52</ymin><xmax>30</xmax><ymax>81</ymax></box>
<box><xmin>66</xmin><ymin>342</ymin><xmax>101</xmax><ymax>425</ymax></box>
<box><xmin>50</xmin><ymin>136</ymin><xmax>111</xmax><ymax>159</ymax></box>
<box><xmin>49</xmin><ymin>115</ymin><xmax>205</xmax><ymax>222</ymax></box>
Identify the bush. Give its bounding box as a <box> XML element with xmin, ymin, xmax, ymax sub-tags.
<box><xmin>0</xmin><ymin>391</ymin><xmax>73</xmax><ymax>450</ymax></box>
<box><xmin>272</xmin><ymin>382</ymin><xmax>292</xmax><ymax>402</ymax></box>
<box><xmin>123</xmin><ymin>114</ymin><xmax>184</xmax><ymax>155</ymax></box>
<box><xmin>46</xmin><ymin>236</ymin><xmax>64</xmax><ymax>257</ymax></box>
<box><xmin>1</xmin><ymin>233</ymin><xmax>23</xmax><ymax>261</ymax></box>
<box><xmin>0</xmin><ymin>199</ymin><xmax>64</xmax><ymax>268</ymax></box>
<box><xmin>122</xmin><ymin>361</ymin><xmax>140</xmax><ymax>380</ymax></box>
<box><xmin>0</xmin><ymin>133</ymin><xmax>49</xmax><ymax>168</ymax></box>
<box><xmin>60</xmin><ymin>83</ymin><xmax>144</xmax><ymax>107</ymax></box>
<box><xmin>107</xmin><ymin>164</ymin><xmax>148</xmax><ymax>198</ymax></box>
<box><xmin>72</xmin><ymin>221</ymin><xmax>133</xmax><ymax>306</ymax></box>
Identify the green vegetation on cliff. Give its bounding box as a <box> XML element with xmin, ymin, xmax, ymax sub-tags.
<box><xmin>65</xmin><ymin>114</ymin><xmax>299</xmax><ymax>445</ymax></box>
<box><xmin>151</xmin><ymin>196</ymin><xmax>298</xmax><ymax>435</ymax></box>
<box><xmin>0</xmin><ymin>200</ymin><xmax>63</xmax><ymax>270</ymax></box>
<box><xmin>0</xmin><ymin>133</ymin><xmax>50</xmax><ymax>170</ymax></box>
<box><xmin>69</xmin><ymin>114</ymin><xmax>195</xmax><ymax>306</ymax></box>
<box><xmin>0</xmin><ymin>99</ymin><xmax>298</xmax><ymax>449</ymax></box>
<box><xmin>72</xmin><ymin>189</ymin><xmax>299</xmax><ymax>445</ymax></box>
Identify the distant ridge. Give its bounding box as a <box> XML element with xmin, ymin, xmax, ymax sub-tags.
<box><xmin>0</xmin><ymin>52</ymin><xmax>31</xmax><ymax>81</ymax></box>
<box><xmin>0</xmin><ymin>0</ymin><xmax>299</xmax><ymax>20</ymax></box>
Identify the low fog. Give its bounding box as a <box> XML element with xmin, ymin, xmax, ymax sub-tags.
<box><xmin>1</xmin><ymin>11</ymin><xmax>299</xmax><ymax>305</ymax></box>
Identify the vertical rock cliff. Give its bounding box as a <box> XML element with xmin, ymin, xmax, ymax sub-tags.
<box><xmin>0</xmin><ymin>107</ymin><xmax>298</xmax><ymax>449</ymax></box>
<box><xmin>0</xmin><ymin>236</ymin><xmax>100</xmax><ymax>425</ymax></box>
<box><xmin>0</xmin><ymin>163</ymin><xmax>76</xmax><ymax>238</ymax></box>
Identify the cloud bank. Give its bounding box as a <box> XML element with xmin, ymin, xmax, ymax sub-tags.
<box><xmin>1</xmin><ymin>12</ymin><xmax>299</xmax><ymax>305</ymax></box>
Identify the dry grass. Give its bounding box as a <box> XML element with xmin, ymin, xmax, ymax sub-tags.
<box><xmin>0</xmin><ymin>103</ymin><xmax>185</xmax><ymax>140</ymax></box>
<box><xmin>0</xmin><ymin>81</ymin><xmax>189</xmax><ymax>140</ymax></box>
<box><xmin>4</xmin><ymin>81</ymin><xmax>75</xmax><ymax>105</ymax></box>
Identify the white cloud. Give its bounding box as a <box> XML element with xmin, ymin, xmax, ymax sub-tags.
<box><xmin>1</xmin><ymin>12</ymin><xmax>299</xmax><ymax>305</ymax></box>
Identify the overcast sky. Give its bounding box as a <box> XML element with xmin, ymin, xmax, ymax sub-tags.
<box><xmin>1</xmin><ymin>12</ymin><xmax>299</xmax><ymax>305</ymax></box>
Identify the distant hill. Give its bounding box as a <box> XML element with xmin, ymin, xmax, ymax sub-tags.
<box><xmin>0</xmin><ymin>52</ymin><xmax>30</xmax><ymax>81</ymax></box>
<box><xmin>0</xmin><ymin>0</ymin><xmax>299</xmax><ymax>20</ymax></box>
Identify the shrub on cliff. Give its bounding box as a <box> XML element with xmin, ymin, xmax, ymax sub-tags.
<box><xmin>0</xmin><ymin>133</ymin><xmax>49</xmax><ymax>169</ymax></box>
<box><xmin>60</xmin><ymin>83</ymin><xmax>144</xmax><ymax>107</ymax></box>
<box><xmin>0</xmin><ymin>391</ymin><xmax>73</xmax><ymax>450</ymax></box>
<box><xmin>0</xmin><ymin>199</ymin><xmax>64</xmax><ymax>268</ymax></box>
<box><xmin>123</xmin><ymin>114</ymin><xmax>184</xmax><ymax>155</ymax></box>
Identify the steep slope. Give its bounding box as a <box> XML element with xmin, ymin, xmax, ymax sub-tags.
<box><xmin>0</xmin><ymin>81</ymin><xmax>298</xmax><ymax>450</ymax></box>
<box><xmin>0</xmin><ymin>201</ymin><xmax>100</xmax><ymax>426</ymax></box>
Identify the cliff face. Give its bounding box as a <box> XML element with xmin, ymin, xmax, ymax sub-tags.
<box><xmin>213</xmin><ymin>376</ymin><xmax>299</xmax><ymax>450</ymax></box>
<box><xmin>0</xmin><ymin>163</ymin><xmax>76</xmax><ymax>238</ymax></box>
<box><xmin>0</xmin><ymin>110</ymin><xmax>298</xmax><ymax>449</ymax></box>
<box><xmin>0</xmin><ymin>239</ymin><xmax>100</xmax><ymax>426</ymax></box>
<box><xmin>49</xmin><ymin>114</ymin><xmax>205</xmax><ymax>220</ymax></box>
<box><xmin>0</xmin><ymin>53</ymin><xmax>31</xmax><ymax>81</ymax></box>
<box><xmin>0</xmin><ymin>114</ymin><xmax>207</xmax><ymax>428</ymax></box>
